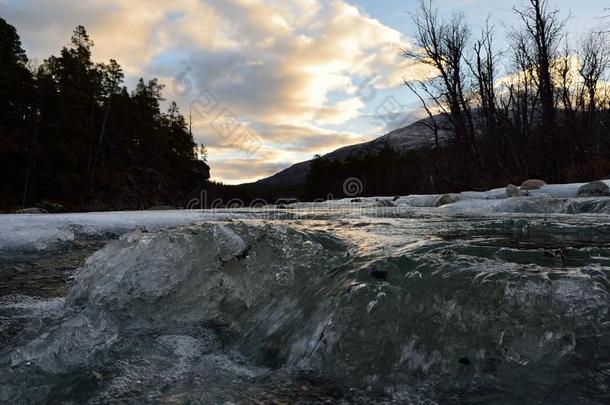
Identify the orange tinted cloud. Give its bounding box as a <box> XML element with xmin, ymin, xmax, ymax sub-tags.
<box><xmin>1</xmin><ymin>0</ymin><xmax>431</xmax><ymax>183</ymax></box>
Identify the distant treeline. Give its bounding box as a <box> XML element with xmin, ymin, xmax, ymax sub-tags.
<box><xmin>302</xmin><ymin>0</ymin><xmax>610</xmax><ymax>199</ymax></box>
<box><xmin>0</xmin><ymin>19</ymin><xmax>209</xmax><ymax>211</ymax></box>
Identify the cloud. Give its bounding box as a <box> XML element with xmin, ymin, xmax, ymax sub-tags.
<box><xmin>0</xmin><ymin>0</ymin><xmax>430</xmax><ymax>183</ymax></box>
<box><xmin>250</xmin><ymin>122</ymin><xmax>374</xmax><ymax>151</ymax></box>
<box><xmin>208</xmin><ymin>157</ymin><xmax>292</xmax><ymax>185</ymax></box>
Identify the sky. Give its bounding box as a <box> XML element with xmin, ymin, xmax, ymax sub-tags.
<box><xmin>1</xmin><ymin>0</ymin><xmax>607</xmax><ymax>184</ymax></box>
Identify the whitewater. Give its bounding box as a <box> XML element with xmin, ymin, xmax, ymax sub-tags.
<box><xmin>1</xmin><ymin>181</ymin><xmax>609</xmax><ymax>403</ymax></box>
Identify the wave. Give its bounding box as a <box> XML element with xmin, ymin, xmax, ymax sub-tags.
<box><xmin>1</xmin><ymin>219</ymin><xmax>609</xmax><ymax>403</ymax></box>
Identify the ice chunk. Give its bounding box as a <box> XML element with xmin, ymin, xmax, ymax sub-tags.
<box><xmin>8</xmin><ymin>221</ymin><xmax>347</xmax><ymax>374</ymax></box>
<box><xmin>1</xmin><ymin>226</ymin><xmax>75</xmax><ymax>252</ymax></box>
<box><xmin>0</xmin><ymin>210</ymin><xmax>250</xmax><ymax>253</ymax></box>
<box><xmin>10</xmin><ymin>311</ymin><xmax>119</xmax><ymax>373</ymax></box>
<box><xmin>444</xmin><ymin>196</ymin><xmax>571</xmax><ymax>214</ymax></box>
<box><xmin>394</xmin><ymin>194</ymin><xmax>441</xmax><ymax>207</ymax></box>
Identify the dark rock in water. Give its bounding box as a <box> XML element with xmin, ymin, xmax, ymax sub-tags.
<box><xmin>543</xmin><ymin>248</ymin><xmax>567</xmax><ymax>260</ymax></box>
<box><xmin>520</xmin><ymin>179</ymin><xmax>546</xmax><ymax>190</ymax></box>
<box><xmin>360</xmin><ymin>261</ymin><xmax>397</xmax><ymax>281</ymax></box>
<box><xmin>458</xmin><ymin>357</ymin><xmax>470</xmax><ymax>365</ymax></box>
<box><xmin>39</xmin><ymin>200</ymin><xmax>66</xmax><ymax>213</ymax></box>
<box><xmin>577</xmin><ymin>180</ymin><xmax>610</xmax><ymax>197</ymax></box>
<box><xmin>370</xmin><ymin>268</ymin><xmax>388</xmax><ymax>281</ymax></box>
<box><xmin>351</xmin><ymin>198</ymin><xmax>362</xmax><ymax>203</ymax></box>
<box><xmin>15</xmin><ymin>207</ymin><xmax>48</xmax><ymax>214</ymax></box>
<box><xmin>434</xmin><ymin>194</ymin><xmax>460</xmax><ymax>207</ymax></box>
<box><xmin>393</xmin><ymin>196</ymin><xmax>400</xmax><ymax>201</ymax></box>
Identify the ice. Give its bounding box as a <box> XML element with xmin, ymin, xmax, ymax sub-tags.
<box><xmin>394</xmin><ymin>194</ymin><xmax>441</xmax><ymax>207</ymax></box>
<box><xmin>289</xmin><ymin>196</ymin><xmax>395</xmax><ymax>210</ymax></box>
<box><xmin>442</xmin><ymin>195</ymin><xmax>610</xmax><ymax>215</ymax></box>
<box><xmin>0</xmin><ymin>225</ymin><xmax>77</xmax><ymax>253</ymax></box>
<box><xmin>443</xmin><ymin>196</ymin><xmax>571</xmax><ymax>214</ymax></box>
<box><xmin>531</xmin><ymin>183</ymin><xmax>585</xmax><ymax>198</ymax></box>
<box><xmin>286</xmin><ymin>180</ymin><xmax>610</xmax><ymax>214</ymax></box>
<box><xmin>391</xmin><ymin>180</ymin><xmax>610</xmax><ymax>214</ymax></box>
<box><xmin>7</xmin><ymin>221</ymin><xmax>346</xmax><ymax>374</ymax></box>
<box><xmin>460</xmin><ymin>186</ymin><xmax>507</xmax><ymax>200</ymax></box>
<box><xmin>10</xmin><ymin>311</ymin><xmax>119</xmax><ymax>373</ymax></box>
<box><xmin>0</xmin><ymin>210</ymin><xmax>246</xmax><ymax>253</ymax></box>
<box><xmin>0</xmin><ymin>295</ymin><xmax>64</xmax><ymax>314</ymax></box>
<box><xmin>2</xmin><ymin>181</ymin><xmax>610</xmax><ymax>257</ymax></box>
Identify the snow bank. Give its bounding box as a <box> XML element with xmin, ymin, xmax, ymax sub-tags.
<box><xmin>0</xmin><ymin>210</ymin><xmax>244</xmax><ymax>253</ymax></box>
<box><xmin>530</xmin><ymin>183</ymin><xmax>587</xmax><ymax>198</ymax></box>
<box><xmin>286</xmin><ymin>180</ymin><xmax>610</xmax><ymax>215</ymax></box>
<box><xmin>393</xmin><ymin>180</ymin><xmax>610</xmax><ymax>214</ymax></box>
<box><xmin>442</xmin><ymin>196</ymin><xmax>571</xmax><ymax>214</ymax></box>
<box><xmin>2</xmin><ymin>181</ymin><xmax>610</xmax><ymax>254</ymax></box>
<box><xmin>289</xmin><ymin>196</ymin><xmax>395</xmax><ymax>209</ymax></box>
<box><xmin>394</xmin><ymin>194</ymin><xmax>441</xmax><ymax>207</ymax></box>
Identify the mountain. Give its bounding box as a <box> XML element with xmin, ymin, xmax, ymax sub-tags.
<box><xmin>252</xmin><ymin>116</ymin><xmax>449</xmax><ymax>187</ymax></box>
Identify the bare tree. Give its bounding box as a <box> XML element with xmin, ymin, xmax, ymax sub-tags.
<box><xmin>404</xmin><ymin>0</ymin><xmax>475</xmax><ymax>153</ymax></box>
<box><xmin>506</xmin><ymin>29</ymin><xmax>539</xmax><ymax>139</ymax></box>
<box><xmin>400</xmin><ymin>0</ymin><xmax>610</xmax><ymax>188</ymax></box>
<box><xmin>557</xmin><ymin>38</ymin><xmax>575</xmax><ymax>114</ymax></box>
<box><xmin>578</xmin><ymin>31</ymin><xmax>609</xmax><ymax>113</ymax></box>
<box><xmin>468</xmin><ymin>20</ymin><xmax>500</xmax><ymax>135</ymax></box>
<box><xmin>512</xmin><ymin>0</ymin><xmax>566</xmax><ymax>135</ymax></box>
<box><xmin>578</xmin><ymin>30</ymin><xmax>609</xmax><ymax>154</ymax></box>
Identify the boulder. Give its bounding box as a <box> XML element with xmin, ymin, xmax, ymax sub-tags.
<box><xmin>38</xmin><ymin>200</ymin><xmax>66</xmax><ymax>213</ymax></box>
<box><xmin>375</xmin><ymin>200</ymin><xmax>395</xmax><ymax>207</ymax></box>
<box><xmin>506</xmin><ymin>184</ymin><xmax>526</xmax><ymax>197</ymax></box>
<box><xmin>434</xmin><ymin>194</ymin><xmax>460</xmax><ymax>207</ymax></box>
<box><xmin>577</xmin><ymin>181</ymin><xmax>610</xmax><ymax>197</ymax></box>
<box><xmin>520</xmin><ymin>179</ymin><xmax>546</xmax><ymax>190</ymax></box>
<box><xmin>15</xmin><ymin>207</ymin><xmax>48</xmax><ymax>214</ymax></box>
<box><xmin>351</xmin><ymin>198</ymin><xmax>362</xmax><ymax>203</ymax></box>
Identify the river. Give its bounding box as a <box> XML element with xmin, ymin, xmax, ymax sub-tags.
<box><xmin>1</xmin><ymin>203</ymin><xmax>609</xmax><ymax>403</ymax></box>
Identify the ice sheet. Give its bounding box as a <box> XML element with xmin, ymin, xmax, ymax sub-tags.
<box><xmin>0</xmin><ymin>210</ymin><xmax>241</xmax><ymax>252</ymax></box>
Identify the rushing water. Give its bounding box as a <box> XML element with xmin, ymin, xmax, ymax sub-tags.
<box><xmin>1</xmin><ymin>207</ymin><xmax>609</xmax><ymax>403</ymax></box>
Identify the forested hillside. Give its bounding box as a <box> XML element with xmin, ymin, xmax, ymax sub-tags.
<box><xmin>0</xmin><ymin>19</ymin><xmax>209</xmax><ymax>212</ymax></box>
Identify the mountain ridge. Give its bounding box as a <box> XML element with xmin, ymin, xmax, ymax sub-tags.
<box><xmin>249</xmin><ymin>116</ymin><xmax>449</xmax><ymax>187</ymax></box>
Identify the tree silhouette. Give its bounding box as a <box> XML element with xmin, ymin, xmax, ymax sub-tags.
<box><xmin>0</xmin><ymin>21</ymin><xmax>209</xmax><ymax>211</ymax></box>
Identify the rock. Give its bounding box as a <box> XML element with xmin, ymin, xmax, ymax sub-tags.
<box><xmin>520</xmin><ymin>179</ymin><xmax>546</xmax><ymax>190</ymax></box>
<box><xmin>351</xmin><ymin>198</ymin><xmax>362</xmax><ymax>203</ymax></box>
<box><xmin>15</xmin><ymin>207</ymin><xmax>48</xmax><ymax>214</ymax></box>
<box><xmin>38</xmin><ymin>200</ymin><xmax>65</xmax><ymax>213</ymax></box>
<box><xmin>375</xmin><ymin>200</ymin><xmax>395</xmax><ymax>207</ymax></box>
<box><xmin>506</xmin><ymin>184</ymin><xmax>526</xmax><ymax>197</ymax></box>
<box><xmin>147</xmin><ymin>205</ymin><xmax>176</xmax><ymax>211</ymax></box>
<box><xmin>577</xmin><ymin>180</ymin><xmax>610</xmax><ymax>197</ymax></box>
<box><xmin>392</xmin><ymin>196</ymin><xmax>400</xmax><ymax>202</ymax></box>
<box><xmin>434</xmin><ymin>194</ymin><xmax>460</xmax><ymax>207</ymax></box>
<box><xmin>362</xmin><ymin>261</ymin><xmax>391</xmax><ymax>281</ymax></box>
<box><xmin>370</xmin><ymin>268</ymin><xmax>388</xmax><ymax>281</ymax></box>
